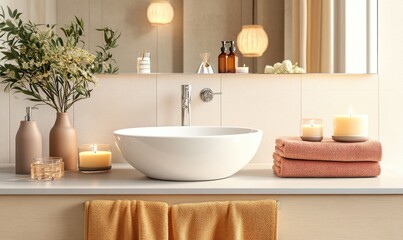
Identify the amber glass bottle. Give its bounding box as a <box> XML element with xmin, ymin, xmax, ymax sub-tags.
<box><xmin>218</xmin><ymin>41</ymin><xmax>227</xmax><ymax>73</ymax></box>
<box><xmin>227</xmin><ymin>41</ymin><xmax>236</xmax><ymax>73</ymax></box>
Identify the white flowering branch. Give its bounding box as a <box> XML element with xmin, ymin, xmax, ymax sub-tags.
<box><xmin>0</xmin><ymin>7</ymin><xmax>120</xmax><ymax>112</ymax></box>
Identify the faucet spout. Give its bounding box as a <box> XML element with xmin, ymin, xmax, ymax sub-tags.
<box><xmin>181</xmin><ymin>85</ymin><xmax>191</xmax><ymax>126</ymax></box>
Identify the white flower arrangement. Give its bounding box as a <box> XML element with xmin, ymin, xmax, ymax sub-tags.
<box><xmin>264</xmin><ymin>60</ymin><xmax>305</xmax><ymax>74</ymax></box>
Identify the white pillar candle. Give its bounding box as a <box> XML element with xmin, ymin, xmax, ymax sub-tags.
<box><xmin>301</xmin><ymin>119</ymin><xmax>323</xmax><ymax>141</ymax></box>
<box><xmin>236</xmin><ymin>64</ymin><xmax>249</xmax><ymax>73</ymax></box>
<box><xmin>333</xmin><ymin>107</ymin><xmax>368</xmax><ymax>137</ymax></box>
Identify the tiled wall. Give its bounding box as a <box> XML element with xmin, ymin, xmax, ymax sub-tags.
<box><xmin>0</xmin><ymin>73</ymin><xmax>379</xmax><ymax>165</ymax></box>
<box><xmin>378</xmin><ymin>0</ymin><xmax>403</xmax><ymax>168</ymax></box>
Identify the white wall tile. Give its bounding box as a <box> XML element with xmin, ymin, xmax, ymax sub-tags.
<box><xmin>0</xmin><ymin>90</ymin><xmax>9</xmax><ymax>163</ymax></box>
<box><xmin>378</xmin><ymin>0</ymin><xmax>403</xmax><ymax>92</ymax></box>
<box><xmin>2</xmin><ymin>73</ymin><xmax>381</xmax><ymax>166</ymax></box>
<box><xmin>74</xmin><ymin>74</ymin><xmax>157</xmax><ymax>163</ymax></box>
<box><xmin>221</xmin><ymin>74</ymin><xmax>301</xmax><ymax>163</ymax></box>
<box><xmin>379</xmin><ymin>90</ymin><xmax>403</xmax><ymax>167</ymax></box>
<box><xmin>156</xmin><ymin>74</ymin><xmax>221</xmax><ymax>126</ymax></box>
<box><xmin>378</xmin><ymin>0</ymin><xmax>403</xmax><ymax>166</ymax></box>
<box><xmin>9</xmin><ymin>93</ymin><xmax>61</xmax><ymax>163</ymax></box>
<box><xmin>301</xmin><ymin>74</ymin><xmax>379</xmax><ymax>140</ymax></box>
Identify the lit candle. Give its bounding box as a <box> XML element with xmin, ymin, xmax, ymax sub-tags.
<box><xmin>78</xmin><ymin>144</ymin><xmax>112</xmax><ymax>172</ymax></box>
<box><xmin>301</xmin><ymin>119</ymin><xmax>323</xmax><ymax>142</ymax></box>
<box><xmin>333</xmin><ymin>106</ymin><xmax>368</xmax><ymax>137</ymax></box>
<box><xmin>236</xmin><ymin>64</ymin><xmax>249</xmax><ymax>73</ymax></box>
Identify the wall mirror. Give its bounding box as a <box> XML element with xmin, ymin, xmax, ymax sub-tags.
<box><xmin>1</xmin><ymin>0</ymin><xmax>377</xmax><ymax>74</ymax></box>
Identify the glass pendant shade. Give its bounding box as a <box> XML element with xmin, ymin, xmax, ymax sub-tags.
<box><xmin>147</xmin><ymin>0</ymin><xmax>174</xmax><ymax>24</ymax></box>
<box><xmin>237</xmin><ymin>25</ymin><xmax>269</xmax><ymax>57</ymax></box>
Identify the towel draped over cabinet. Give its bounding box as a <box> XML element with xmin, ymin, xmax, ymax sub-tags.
<box><xmin>85</xmin><ymin>199</ymin><xmax>278</xmax><ymax>240</ymax></box>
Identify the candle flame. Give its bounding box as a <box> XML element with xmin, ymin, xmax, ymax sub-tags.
<box><xmin>93</xmin><ymin>144</ymin><xmax>97</xmax><ymax>153</ymax></box>
<box><xmin>310</xmin><ymin>119</ymin><xmax>314</xmax><ymax>127</ymax></box>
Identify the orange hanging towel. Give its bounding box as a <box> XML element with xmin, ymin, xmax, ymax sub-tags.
<box><xmin>169</xmin><ymin>199</ymin><xmax>278</xmax><ymax>240</ymax></box>
<box><xmin>84</xmin><ymin>200</ymin><xmax>169</xmax><ymax>240</ymax></box>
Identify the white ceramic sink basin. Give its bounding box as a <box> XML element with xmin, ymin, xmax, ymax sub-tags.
<box><xmin>113</xmin><ymin>126</ymin><xmax>262</xmax><ymax>181</ymax></box>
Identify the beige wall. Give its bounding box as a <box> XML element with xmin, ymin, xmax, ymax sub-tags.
<box><xmin>256</xmin><ymin>0</ymin><xmax>284</xmax><ymax>73</ymax></box>
<box><xmin>183</xmin><ymin>0</ymin><xmax>246</xmax><ymax>73</ymax></box>
<box><xmin>3</xmin><ymin>0</ymin><xmax>403</xmax><ymax>167</ymax></box>
<box><xmin>183</xmin><ymin>0</ymin><xmax>284</xmax><ymax>73</ymax></box>
<box><xmin>54</xmin><ymin>0</ymin><xmax>283</xmax><ymax>73</ymax></box>
<box><xmin>378</xmin><ymin>0</ymin><xmax>403</xmax><ymax>167</ymax></box>
<box><xmin>56</xmin><ymin>0</ymin><xmax>183</xmax><ymax>73</ymax></box>
<box><xmin>0</xmin><ymin>73</ymin><xmax>379</xmax><ymax>164</ymax></box>
<box><xmin>2</xmin><ymin>1</ymin><xmax>378</xmax><ymax>74</ymax></box>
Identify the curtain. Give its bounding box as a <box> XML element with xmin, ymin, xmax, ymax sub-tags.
<box><xmin>0</xmin><ymin>0</ymin><xmax>56</xmax><ymax>24</ymax></box>
<box><xmin>28</xmin><ymin>0</ymin><xmax>57</xmax><ymax>25</ymax></box>
<box><xmin>290</xmin><ymin>0</ymin><xmax>334</xmax><ymax>73</ymax></box>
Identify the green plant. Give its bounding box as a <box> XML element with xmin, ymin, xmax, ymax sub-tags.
<box><xmin>0</xmin><ymin>7</ymin><xmax>120</xmax><ymax>112</ymax></box>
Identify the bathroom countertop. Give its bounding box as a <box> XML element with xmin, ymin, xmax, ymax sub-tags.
<box><xmin>0</xmin><ymin>163</ymin><xmax>403</xmax><ymax>195</ymax></box>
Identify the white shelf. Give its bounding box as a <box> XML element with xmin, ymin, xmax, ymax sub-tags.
<box><xmin>0</xmin><ymin>163</ymin><xmax>402</xmax><ymax>195</ymax></box>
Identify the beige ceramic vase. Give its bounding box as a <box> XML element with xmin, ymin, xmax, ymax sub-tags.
<box><xmin>15</xmin><ymin>121</ymin><xmax>42</xmax><ymax>174</ymax></box>
<box><xmin>49</xmin><ymin>112</ymin><xmax>78</xmax><ymax>170</ymax></box>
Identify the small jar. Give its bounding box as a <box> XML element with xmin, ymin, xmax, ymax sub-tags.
<box><xmin>301</xmin><ymin>119</ymin><xmax>323</xmax><ymax>142</ymax></box>
<box><xmin>137</xmin><ymin>51</ymin><xmax>151</xmax><ymax>74</ymax></box>
<box><xmin>31</xmin><ymin>157</ymin><xmax>64</xmax><ymax>181</ymax></box>
<box><xmin>78</xmin><ymin>144</ymin><xmax>112</xmax><ymax>173</ymax></box>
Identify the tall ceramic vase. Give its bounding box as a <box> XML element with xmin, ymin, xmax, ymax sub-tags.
<box><xmin>49</xmin><ymin>112</ymin><xmax>78</xmax><ymax>170</ymax></box>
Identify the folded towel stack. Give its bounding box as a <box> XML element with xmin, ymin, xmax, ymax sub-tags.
<box><xmin>273</xmin><ymin>137</ymin><xmax>382</xmax><ymax>177</ymax></box>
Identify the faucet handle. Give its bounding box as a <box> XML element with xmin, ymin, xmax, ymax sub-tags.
<box><xmin>200</xmin><ymin>88</ymin><xmax>222</xmax><ymax>102</ymax></box>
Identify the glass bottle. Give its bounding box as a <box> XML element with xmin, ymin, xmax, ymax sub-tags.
<box><xmin>218</xmin><ymin>41</ymin><xmax>227</xmax><ymax>73</ymax></box>
<box><xmin>227</xmin><ymin>41</ymin><xmax>237</xmax><ymax>73</ymax></box>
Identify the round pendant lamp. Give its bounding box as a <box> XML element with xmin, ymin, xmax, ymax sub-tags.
<box><xmin>237</xmin><ymin>25</ymin><xmax>269</xmax><ymax>57</ymax></box>
<box><xmin>237</xmin><ymin>0</ymin><xmax>269</xmax><ymax>57</ymax></box>
<box><xmin>147</xmin><ymin>0</ymin><xmax>174</xmax><ymax>25</ymax></box>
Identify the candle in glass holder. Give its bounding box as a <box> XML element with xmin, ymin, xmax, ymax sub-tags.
<box><xmin>301</xmin><ymin>119</ymin><xmax>323</xmax><ymax>142</ymax></box>
<box><xmin>78</xmin><ymin>144</ymin><xmax>112</xmax><ymax>173</ymax></box>
<box><xmin>31</xmin><ymin>157</ymin><xmax>64</xmax><ymax>181</ymax></box>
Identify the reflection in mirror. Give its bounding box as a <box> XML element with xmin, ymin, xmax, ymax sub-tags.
<box><xmin>285</xmin><ymin>0</ymin><xmax>377</xmax><ymax>73</ymax></box>
<box><xmin>1</xmin><ymin>0</ymin><xmax>377</xmax><ymax>74</ymax></box>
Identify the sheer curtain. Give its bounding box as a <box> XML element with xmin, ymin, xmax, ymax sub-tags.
<box><xmin>0</xmin><ymin>0</ymin><xmax>56</xmax><ymax>24</ymax></box>
<box><xmin>289</xmin><ymin>0</ymin><xmax>334</xmax><ymax>73</ymax></box>
<box><xmin>28</xmin><ymin>0</ymin><xmax>56</xmax><ymax>25</ymax></box>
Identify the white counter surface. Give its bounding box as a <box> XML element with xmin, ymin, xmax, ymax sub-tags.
<box><xmin>0</xmin><ymin>163</ymin><xmax>402</xmax><ymax>195</ymax></box>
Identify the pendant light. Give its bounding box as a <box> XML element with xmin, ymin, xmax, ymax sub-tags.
<box><xmin>237</xmin><ymin>0</ymin><xmax>269</xmax><ymax>57</ymax></box>
<box><xmin>147</xmin><ymin>0</ymin><xmax>174</xmax><ymax>25</ymax></box>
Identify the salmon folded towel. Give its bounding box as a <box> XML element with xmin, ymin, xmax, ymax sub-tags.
<box><xmin>84</xmin><ymin>200</ymin><xmax>169</xmax><ymax>240</ymax></box>
<box><xmin>170</xmin><ymin>199</ymin><xmax>277</xmax><ymax>240</ymax></box>
<box><xmin>276</xmin><ymin>137</ymin><xmax>382</xmax><ymax>161</ymax></box>
<box><xmin>273</xmin><ymin>152</ymin><xmax>381</xmax><ymax>178</ymax></box>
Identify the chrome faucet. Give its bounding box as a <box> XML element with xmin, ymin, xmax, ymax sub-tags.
<box><xmin>181</xmin><ymin>84</ymin><xmax>191</xmax><ymax>126</ymax></box>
